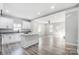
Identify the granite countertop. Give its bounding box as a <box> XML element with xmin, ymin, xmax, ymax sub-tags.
<box><xmin>0</xmin><ymin>31</ymin><xmax>20</xmax><ymax>34</ymax></box>
<box><xmin>0</xmin><ymin>29</ymin><xmax>31</xmax><ymax>34</ymax></box>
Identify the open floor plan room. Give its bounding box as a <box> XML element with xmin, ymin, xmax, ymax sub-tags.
<box><xmin>0</xmin><ymin>3</ymin><xmax>79</xmax><ymax>55</ymax></box>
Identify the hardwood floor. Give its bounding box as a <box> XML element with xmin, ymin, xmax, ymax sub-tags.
<box><xmin>65</xmin><ymin>43</ymin><xmax>78</xmax><ymax>55</ymax></box>
<box><xmin>38</xmin><ymin>35</ymin><xmax>78</xmax><ymax>55</ymax></box>
<box><xmin>2</xmin><ymin>42</ymin><xmax>26</xmax><ymax>55</ymax></box>
<box><xmin>2</xmin><ymin>42</ymin><xmax>78</xmax><ymax>55</ymax></box>
<box><xmin>23</xmin><ymin>44</ymin><xmax>38</xmax><ymax>55</ymax></box>
<box><xmin>1</xmin><ymin>34</ymin><xmax>78</xmax><ymax>55</ymax></box>
<box><xmin>2</xmin><ymin>42</ymin><xmax>38</xmax><ymax>55</ymax></box>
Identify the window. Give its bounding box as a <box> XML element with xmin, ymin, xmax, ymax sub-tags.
<box><xmin>13</xmin><ymin>24</ymin><xmax>21</xmax><ymax>31</ymax></box>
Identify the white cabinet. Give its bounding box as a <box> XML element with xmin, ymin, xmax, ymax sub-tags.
<box><xmin>0</xmin><ymin>34</ymin><xmax>2</xmax><ymax>52</ymax></box>
<box><xmin>2</xmin><ymin>33</ymin><xmax>21</xmax><ymax>44</ymax></box>
<box><xmin>0</xmin><ymin>17</ymin><xmax>13</xmax><ymax>29</ymax></box>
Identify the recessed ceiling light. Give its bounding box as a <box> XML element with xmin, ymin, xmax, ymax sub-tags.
<box><xmin>50</xmin><ymin>6</ymin><xmax>55</xmax><ymax>9</ymax></box>
<box><xmin>6</xmin><ymin>10</ymin><xmax>9</xmax><ymax>12</ymax></box>
<box><xmin>37</xmin><ymin>12</ymin><xmax>41</xmax><ymax>15</ymax></box>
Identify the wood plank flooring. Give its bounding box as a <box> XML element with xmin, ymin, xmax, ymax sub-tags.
<box><xmin>38</xmin><ymin>35</ymin><xmax>78</xmax><ymax>55</ymax></box>
<box><xmin>2</xmin><ymin>42</ymin><xmax>26</xmax><ymax>55</ymax></box>
<box><xmin>65</xmin><ymin>43</ymin><xmax>78</xmax><ymax>55</ymax></box>
<box><xmin>1</xmin><ymin>34</ymin><xmax>78</xmax><ymax>55</ymax></box>
<box><xmin>23</xmin><ymin>44</ymin><xmax>38</xmax><ymax>55</ymax></box>
<box><xmin>1</xmin><ymin>42</ymin><xmax>78</xmax><ymax>55</ymax></box>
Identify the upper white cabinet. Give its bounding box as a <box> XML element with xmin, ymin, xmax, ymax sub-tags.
<box><xmin>0</xmin><ymin>17</ymin><xmax>13</xmax><ymax>29</ymax></box>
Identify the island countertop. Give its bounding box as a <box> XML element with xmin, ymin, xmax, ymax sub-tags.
<box><xmin>21</xmin><ymin>33</ymin><xmax>39</xmax><ymax>36</ymax></box>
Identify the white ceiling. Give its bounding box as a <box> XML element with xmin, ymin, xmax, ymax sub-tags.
<box><xmin>33</xmin><ymin>11</ymin><xmax>66</xmax><ymax>23</ymax></box>
<box><xmin>0</xmin><ymin>3</ymin><xmax>77</xmax><ymax>20</ymax></box>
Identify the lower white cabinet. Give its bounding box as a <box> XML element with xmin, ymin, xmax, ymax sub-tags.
<box><xmin>2</xmin><ymin>33</ymin><xmax>21</xmax><ymax>44</ymax></box>
<box><xmin>0</xmin><ymin>34</ymin><xmax>2</xmax><ymax>52</ymax></box>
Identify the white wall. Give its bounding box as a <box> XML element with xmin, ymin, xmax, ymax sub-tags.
<box><xmin>31</xmin><ymin>21</ymin><xmax>45</xmax><ymax>34</ymax></box>
<box><xmin>78</xmin><ymin>7</ymin><xmax>79</xmax><ymax>54</ymax></box>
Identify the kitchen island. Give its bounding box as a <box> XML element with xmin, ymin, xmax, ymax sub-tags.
<box><xmin>21</xmin><ymin>33</ymin><xmax>39</xmax><ymax>48</ymax></box>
